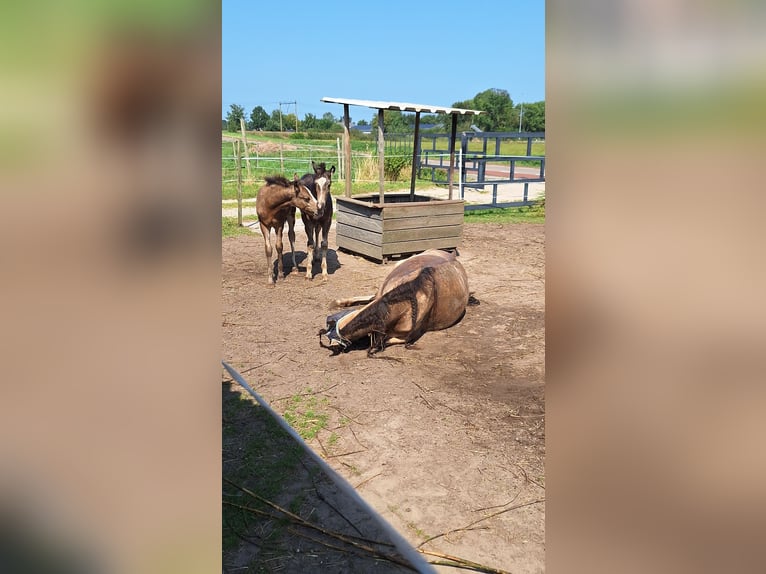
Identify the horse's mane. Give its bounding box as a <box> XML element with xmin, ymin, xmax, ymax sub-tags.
<box><xmin>264</xmin><ymin>175</ymin><xmax>291</xmax><ymax>187</ymax></box>
<box><xmin>341</xmin><ymin>267</ymin><xmax>436</xmax><ymax>352</ymax></box>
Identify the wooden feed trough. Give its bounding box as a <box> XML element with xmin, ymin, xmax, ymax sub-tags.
<box><xmin>320</xmin><ymin>97</ymin><xmax>482</xmax><ymax>263</ymax></box>
<box><xmin>335</xmin><ymin>193</ymin><xmax>464</xmax><ymax>263</ymax></box>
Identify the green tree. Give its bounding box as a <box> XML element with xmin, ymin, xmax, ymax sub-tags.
<box><xmin>249</xmin><ymin>105</ymin><xmax>268</xmax><ymax>130</ymax></box>
<box><xmin>518</xmin><ymin>101</ymin><xmax>545</xmax><ymax>132</ymax></box>
<box><xmin>302</xmin><ymin>113</ymin><xmax>318</xmax><ymax>130</ymax></box>
<box><xmin>371</xmin><ymin>110</ymin><xmax>411</xmax><ymax>134</ymax></box>
<box><xmin>226</xmin><ymin>103</ymin><xmax>245</xmax><ymax>132</ymax></box>
<box><xmin>441</xmin><ymin>99</ymin><xmax>476</xmax><ymax>132</ymax></box>
<box><xmin>317</xmin><ymin>112</ymin><xmax>337</xmax><ymax>130</ymax></box>
<box><xmin>356</xmin><ymin>119</ymin><xmax>368</xmax><ymax>126</ymax></box>
<box><xmin>473</xmin><ymin>88</ymin><xmax>514</xmax><ymax>131</ymax></box>
<box><xmin>282</xmin><ymin>113</ymin><xmax>298</xmax><ymax>131</ymax></box>
<box><xmin>265</xmin><ymin>109</ymin><xmax>282</xmax><ymax>131</ymax></box>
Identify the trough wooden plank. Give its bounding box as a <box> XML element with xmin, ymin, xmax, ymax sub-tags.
<box><xmin>335</xmin><ymin>198</ymin><xmax>383</xmax><ymax>220</ymax></box>
<box><xmin>337</xmin><ymin>211</ymin><xmax>384</xmax><ymax>233</ymax></box>
<box><xmin>382</xmin><ymin>213</ymin><xmax>464</xmax><ymax>231</ymax></box>
<box><xmin>381</xmin><ymin>202</ymin><xmax>464</xmax><ymax>219</ymax></box>
<box><xmin>381</xmin><ymin>236</ymin><xmax>462</xmax><ymax>256</ymax></box>
<box><xmin>336</xmin><ymin>224</ymin><xmax>382</xmax><ymax>245</ymax></box>
<box><xmin>336</xmin><ymin>235</ymin><xmax>383</xmax><ymax>261</ymax></box>
<box><xmin>382</xmin><ymin>224</ymin><xmax>462</xmax><ymax>243</ymax></box>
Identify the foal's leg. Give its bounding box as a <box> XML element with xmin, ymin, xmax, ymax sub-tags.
<box><xmin>286</xmin><ymin>210</ymin><xmax>297</xmax><ymax>276</ymax></box>
<box><xmin>274</xmin><ymin>221</ymin><xmax>286</xmax><ymax>280</ymax></box>
<box><xmin>259</xmin><ymin>222</ymin><xmax>275</xmax><ymax>285</ymax></box>
<box><xmin>319</xmin><ymin>220</ymin><xmax>330</xmax><ymax>281</ymax></box>
<box><xmin>303</xmin><ymin>216</ymin><xmax>315</xmax><ymax>280</ymax></box>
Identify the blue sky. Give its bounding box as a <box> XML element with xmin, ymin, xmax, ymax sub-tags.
<box><xmin>222</xmin><ymin>0</ymin><xmax>544</xmax><ymax>122</ymax></box>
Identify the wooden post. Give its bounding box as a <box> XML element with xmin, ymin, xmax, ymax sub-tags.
<box><xmin>409</xmin><ymin>111</ymin><xmax>421</xmax><ymax>200</ymax></box>
<box><xmin>447</xmin><ymin>113</ymin><xmax>458</xmax><ymax>200</ymax></box>
<box><xmin>377</xmin><ymin>108</ymin><xmax>385</xmax><ymax>203</ymax></box>
<box><xmin>343</xmin><ymin>104</ymin><xmax>352</xmax><ymax>197</ymax></box>
<box><xmin>239</xmin><ymin>117</ymin><xmax>251</xmax><ymax>179</ymax></box>
<box><xmin>235</xmin><ymin>140</ymin><xmax>243</xmax><ymax>226</ymax></box>
<box><xmin>280</xmin><ymin>143</ymin><xmax>284</xmax><ymax>172</ymax></box>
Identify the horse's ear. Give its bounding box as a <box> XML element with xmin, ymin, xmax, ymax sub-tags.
<box><xmin>311</xmin><ymin>160</ymin><xmax>317</xmax><ymax>171</ymax></box>
<box><xmin>329</xmin><ymin>165</ymin><xmax>336</xmax><ymax>175</ymax></box>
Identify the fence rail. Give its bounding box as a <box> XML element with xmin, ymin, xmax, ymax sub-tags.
<box><xmin>222</xmin><ymin>131</ymin><xmax>545</xmax><ymax>214</ymax></box>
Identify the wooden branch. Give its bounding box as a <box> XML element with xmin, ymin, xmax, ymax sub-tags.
<box><xmin>419</xmin><ymin>549</ymin><xmax>512</xmax><ymax>574</ymax></box>
<box><xmin>418</xmin><ymin>498</ymin><xmax>545</xmax><ymax>548</ymax></box>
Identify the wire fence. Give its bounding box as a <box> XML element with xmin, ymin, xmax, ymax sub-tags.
<box><xmin>222</xmin><ymin>133</ymin><xmax>546</xmax><ymax>221</ymax></box>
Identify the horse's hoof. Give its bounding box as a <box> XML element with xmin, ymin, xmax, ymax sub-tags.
<box><xmin>321</xmin><ymin>275</ymin><xmax>328</xmax><ymax>282</ymax></box>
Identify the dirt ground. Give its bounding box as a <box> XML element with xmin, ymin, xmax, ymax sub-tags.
<box><xmin>222</xmin><ymin>221</ymin><xmax>545</xmax><ymax>573</ymax></box>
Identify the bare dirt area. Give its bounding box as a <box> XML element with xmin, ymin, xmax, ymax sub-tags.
<box><xmin>222</xmin><ymin>222</ymin><xmax>545</xmax><ymax>573</ymax></box>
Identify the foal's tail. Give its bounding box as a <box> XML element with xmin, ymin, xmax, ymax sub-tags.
<box><xmin>330</xmin><ymin>295</ymin><xmax>375</xmax><ymax>309</ymax></box>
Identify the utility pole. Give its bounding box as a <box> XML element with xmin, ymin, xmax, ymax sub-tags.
<box><xmin>519</xmin><ymin>100</ymin><xmax>524</xmax><ymax>132</ymax></box>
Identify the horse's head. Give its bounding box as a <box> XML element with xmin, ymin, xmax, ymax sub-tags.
<box><xmin>319</xmin><ymin>309</ymin><xmax>355</xmax><ymax>352</ymax></box>
<box><xmin>291</xmin><ymin>176</ymin><xmax>318</xmax><ymax>218</ymax></box>
<box><xmin>311</xmin><ymin>161</ymin><xmax>335</xmax><ymax>219</ymax></box>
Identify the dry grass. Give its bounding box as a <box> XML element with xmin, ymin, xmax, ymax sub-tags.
<box><xmin>351</xmin><ymin>155</ymin><xmax>413</xmax><ymax>182</ymax></box>
<box><xmin>352</xmin><ymin>155</ymin><xmax>378</xmax><ymax>182</ymax></box>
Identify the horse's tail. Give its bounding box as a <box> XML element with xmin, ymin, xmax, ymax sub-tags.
<box><xmin>330</xmin><ymin>295</ymin><xmax>376</xmax><ymax>309</ymax></box>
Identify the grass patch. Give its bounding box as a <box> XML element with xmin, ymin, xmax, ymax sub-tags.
<box><xmin>282</xmin><ymin>391</ymin><xmax>330</xmax><ymax>441</ymax></box>
<box><xmin>222</xmin><ymin>383</ymin><xmax>304</xmax><ymax>552</ymax></box>
<box><xmin>222</xmin><ymin>217</ymin><xmax>252</xmax><ymax>237</ymax></box>
<box><xmin>464</xmin><ymin>203</ymin><xmax>545</xmax><ymax>224</ymax></box>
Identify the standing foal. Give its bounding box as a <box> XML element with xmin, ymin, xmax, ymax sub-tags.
<box><xmin>299</xmin><ymin>161</ymin><xmax>336</xmax><ymax>281</ymax></box>
<box><xmin>255</xmin><ymin>175</ymin><xmax>318</xmax><ymax>285</ymax></box>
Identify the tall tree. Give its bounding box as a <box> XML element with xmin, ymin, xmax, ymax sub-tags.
<box><xmin>302</xmin><ymin>113</ymin><xmax>318</xmax><ymax>130</ymax></box>
<box><xmin>317</xmin><ymin>112</ymin><xmax>337</xmax><ymax>130</ymax></box>
<box><xmin>282</xmin><ymin>113</ymin><xmax>298</xmax><ymax>131</ymax></box>
<box><xmin>371</xmin><ymin>110</ymin><xmax>410</xmax><ymax>134</ymax></box>
<box><xmin>472</xmin><ymin>88</ymin><xmax>514</xmax><ymax>131</ymax></box>
<box><xmin>442</xmin><ymin>99</ymin><xmax>476</xmax><ymax>132</ymax></box>
<box><xmin>518</xmin><ymin>101</ymin><xmax>545</xmax><ymax>132</ymax></box>
<box><xmin>249</xmin><ymin>105</ymin><xmax>268</xmax><ymax>130</ymax></box>
<box><xmin>265</xmin><ymin>109</ymin><xmax>282</xmax><ymax>131</ymax></box>
<box><xmin>225</xmin><ymin>104</ymin><xmax>245</xmax><ymax>132</ymax></box>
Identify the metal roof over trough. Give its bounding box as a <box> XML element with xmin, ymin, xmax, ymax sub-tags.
<box><xmin>321</xmin><ymin>96</ymin><xmax>483</xmax><ymax>116</ymax></box>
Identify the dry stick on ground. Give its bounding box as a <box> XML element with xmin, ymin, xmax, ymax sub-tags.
<box><xmin>273</xmin><ymin>382</ymin><xmax>340</xmax><ymax>402</ymax></box>
<box><xmin>354</xmin><ymin>472</ymin><xmax>383</xmax><ymax>490</ymax></box>
<box><xmin>418</xmin><ymin>549</ymin><xmax>512</xmax><ymax>574</ymax></box>
<box><xmin>287</xmin><ymin>527</ymin><xmax>419</xmax><ymax>573</ymax></box>
<box><xmin>472</xmin><ymin>491</ymin><xmax>521</xmax><ymax>513</ymax></box>
<box><xmin>326</xmin><ymin>449</ymin><xmax>366</xmax><ymax>459</ymax></box>
<box><xmin>348</xmin><ymin>426</ymin><xmax>368</xmax><ymax>450</ymax></box>
<box><xmin>225</xmin><ymin>478</ymin><xmax>393</xmax><ymax>548</ymax></box>
<box><xmin>418</xmin><ymin>498</ymin><xmax>546</xmax><ymax>548</ymax></box>
<box><xmin>221</xmin><ymin>362</ymin><xmax>274</xmax><ymax>384</ymax></box>
<box><xmin>315</xmin><ymin>435</ymin><xmax>330</xmax><ymax>458</ymax></box>
<box><xmin>297</xmin><ymin>457</ymin><xmax>366</xmax><ymax>538</ymax></box>
<box><xmin>516</xmin><ymin>463</ymin><xmax>545</xmax><ymax>491</ymax></box>
<box><xmin>225</xmin><ymin>499</ymin><xmax>417</xmax><ymax>572</ymax></box>
<box><xmin>328</xmin><ymin>405</ymin><xmax>370</xmax><ymax>426</ymax></box>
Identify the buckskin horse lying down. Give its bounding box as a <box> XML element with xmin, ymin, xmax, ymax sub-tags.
<box><xmin>319</xmin><ymin>249</ymin><xmax>470</xmax><ymax>355</ymax></box>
